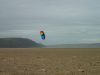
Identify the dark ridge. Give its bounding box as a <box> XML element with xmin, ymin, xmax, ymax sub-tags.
<box><xmin>0</xmin><ymin>38</ymin><xmax>44</xmax><ymax>48</ymax></box>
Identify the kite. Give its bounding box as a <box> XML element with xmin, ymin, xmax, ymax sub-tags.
<box><xmin>40</xmin><ymin>31</ymin><xmax>45</xmax><ymax>40</ymax></box>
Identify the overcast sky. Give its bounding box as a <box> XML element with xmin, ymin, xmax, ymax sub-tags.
<box><xmin>0</xmin><ymin>0</ymin><xmax>100</xmax><ymax>45</ymax></box>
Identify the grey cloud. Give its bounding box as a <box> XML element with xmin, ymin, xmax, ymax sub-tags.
<box><xmin>0</xmin><ymin>0</ymin><xmax>100</xmax><ymax>45</ymax></box>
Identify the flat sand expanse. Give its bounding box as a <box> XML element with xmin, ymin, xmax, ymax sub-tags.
<box><xmin>0</xmin><ymin>48</ymin><xmax>100</xmax><ymax>75</ymax></box>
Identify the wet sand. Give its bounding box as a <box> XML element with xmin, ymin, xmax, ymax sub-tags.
<box><xmin>0</xmin><ymin>48</ymin><xmax>100</xmax><ymax>75</ymax></box>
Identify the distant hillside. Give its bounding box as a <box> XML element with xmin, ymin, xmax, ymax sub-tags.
<box><xmin>47</xmin><ymin>43</ymin><xmax>100</xmax><ymax>48</ymax></box>
<box><xmin>0</xmin><ymin>38</ymin><xmax>44</xmax><ymax>48</ymax></box>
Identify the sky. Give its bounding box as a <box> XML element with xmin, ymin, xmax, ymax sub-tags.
<box><xmin>0</xmin><ymin>0</ymin><xmax>100</xmax><ymax>45</ymax></box>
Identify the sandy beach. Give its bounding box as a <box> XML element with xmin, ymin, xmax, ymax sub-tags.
<box><xmin>0</xmin><ymin>48</ymin><xmax>100</xmax><ymax>75</ymax></box>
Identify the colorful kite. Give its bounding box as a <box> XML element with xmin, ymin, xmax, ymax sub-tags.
<box><xmin>40</xmin><ymin>31</ymin><xmax>45</xmax><ymax>40</ymax></box>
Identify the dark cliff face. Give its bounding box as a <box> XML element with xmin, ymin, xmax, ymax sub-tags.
<box><xmin>0</xmin><ymin>38</ymin><xmax>44</xmax><ymax>48</ymax></box>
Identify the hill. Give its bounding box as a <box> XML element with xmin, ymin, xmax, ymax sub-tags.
<box><xmin>0</xmin><ymin>38</ymin><xmax>44</xmax><ymax>48</ymax></box>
